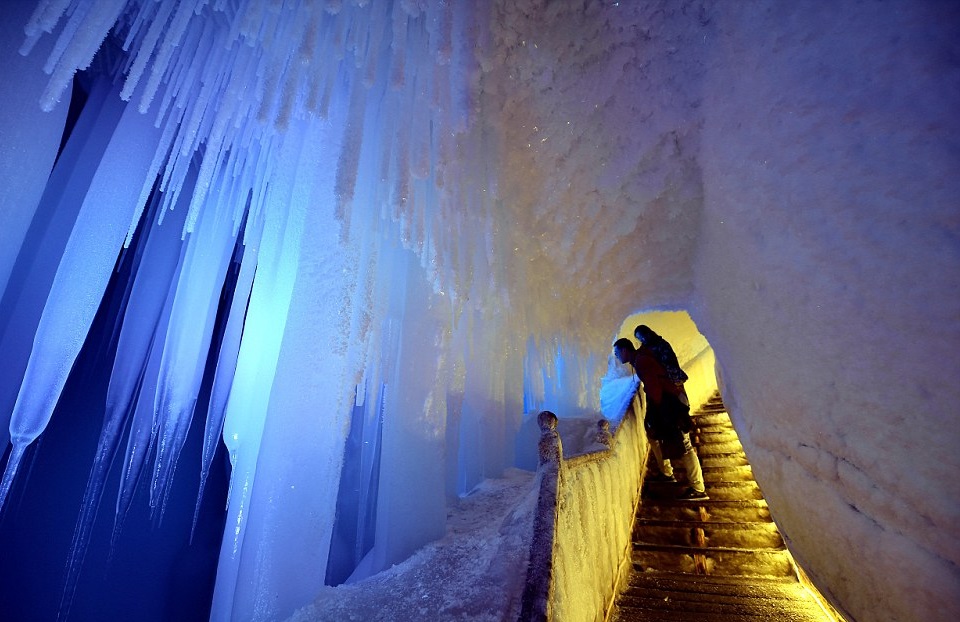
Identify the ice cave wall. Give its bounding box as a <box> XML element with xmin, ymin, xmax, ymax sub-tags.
<box><xmin>0</xmin><ymin>1</ymin><xmax>956</xmax><ymax>621</ymax></box>
<box><xmin>688</xmin><ymin>3</ymin><xmax>960</xmax><ymax>622</ymax></box>
<box><xmin>488</xmin><ymin>2</ymin><xmax>959</xmax><ymax>621</ymax></box>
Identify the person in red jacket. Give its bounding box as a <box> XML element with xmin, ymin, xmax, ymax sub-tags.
<box><xmin>614</xmin><ymin>338</ymin><xmax>707</xmax><ymax>500</ymax></box>
<box><xmin>635</xmin><ymin>324</ymin><xmax>689</xmax><ymax>405</ymax></box>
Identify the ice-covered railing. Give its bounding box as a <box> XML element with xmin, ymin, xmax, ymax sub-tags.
<box><xmin>518</xmin><ymin>390</ymin><xmax>649</xmax><ymax>622</ymax></box>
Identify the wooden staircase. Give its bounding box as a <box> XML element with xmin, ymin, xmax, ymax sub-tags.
<box><xmin>613</xmin><ymin>393</ymin><xmax>836</xmax><ymax>622</ymax></box>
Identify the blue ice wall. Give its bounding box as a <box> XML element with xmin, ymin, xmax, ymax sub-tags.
<box><xmin>0</xmin><ymin>3</ymin><xmax>562</xmax><ymax>620</ymax></box>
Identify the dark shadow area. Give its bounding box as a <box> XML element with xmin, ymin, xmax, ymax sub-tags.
<box><xmin>325</xmin><ymin>385</ymin><xmax>383</xmax><ymax>586</ymax></box>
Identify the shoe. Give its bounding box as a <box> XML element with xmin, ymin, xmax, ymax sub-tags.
<box><xmin>646</xmin><ymin>473</ymin><xmax>676</xmax><ymax>483</ymax></box>
<box><xmin>678</xmin><ymin>487</ymin><xmax>709</xmax><ymax>501</ymax></box>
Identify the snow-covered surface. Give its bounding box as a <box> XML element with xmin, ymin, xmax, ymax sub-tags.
<box><xmin>287</xmin><ymin>468</ymin><xmax>537</xmax><ymax>622</ymax></box>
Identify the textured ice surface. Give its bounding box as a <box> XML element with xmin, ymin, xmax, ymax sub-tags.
<box><xmin>288</xmin><ymin>468</ymin><xmax>536</xmax><ymax>622</ymax></box>
<box><xmin>1</xmin><ymin>89</ymin><xmax>163</xmax><ymax>513</ymax></box>
<box><xmin>0</xmin><ymin>2</ymin><xmax>957</xmax><ymax>622</ymax></box>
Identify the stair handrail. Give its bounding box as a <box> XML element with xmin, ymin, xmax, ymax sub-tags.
<box><xmin>518</xmin><ymin>394</ymin><xmax>646</xmax><ymax>622</ymax></box>
<box><xmin>517</xmin><ymin>410</ymin><xmax>563</xmax><ymax>622</ymax></box>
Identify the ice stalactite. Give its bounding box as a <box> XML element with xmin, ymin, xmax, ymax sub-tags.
<box><xmin>522</xmin><ymin>337</ymin><xmax>601</xmax><ymax>419</ymax></box>
<box><xmin>58</xmin><ymin>168</ymin><xmax>193</xmax><ymax>621</ymax></box>
<box><xmin>113</xmin><ymin>293</ymin><xmax>172</xmax><ymax>543</ymax></box>
<box><xmin>192</xmin><ymin>213</ymin><xmax>260</xmax><ymax>538</ymax></box>
<box><xmin>1</xmin><ymin>1</ymin><xmax>511</xmax><ymax>618</ymax></box>
<box><xmin>349</xmin><ymin>244</ymin><xmax>452</xmax><ymax>579</ymax></box>
<box><xmin>216</xmin><ymin>110</ymin><xmax>368</xmax><ymax>622</ymax></box>
<box><xmin>0</xmin><ymin>76</ymin><xmax>121</xmax><ymax>452</ymax></box>
<box><xmin>0</xmin><ymin>89</ymin><xmax>163</xmax><ymax>514</ymax></box>
<box><xmin>150</xmin><ymin>170</ymin><xmax>241</xmax><ymax>520</ymax></box>
<box><xmin>211</xmin><ymin>120</ymin><xmax>316</xmax><ymax>621</ymax></box>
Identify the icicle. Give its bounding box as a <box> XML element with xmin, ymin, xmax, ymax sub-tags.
<box><xmin>23</xmin><ymin>0</ymin><xmax>72</xmax><ymax>39</ymax></box>
<box><xmin>158</xmin><ymin>140</ymin><xmax>195</xmax><ymax>219</ymax></box>
<box><xmin>58</xmin><ymin>180</ymin><xmax>190</xmax><ymax>620</ymax></box>
<box><xmin>120</xmin><ymin>0</ymin><xmax>177</xmax><ymax>102</ymax></box>
<box><xmin>19</xmin><ymin>0</ymin><xmax>67</xmax><ymax>56</ymax></box>
<box><xmin>435</xmin><ymin>0</ymin><xmax>453</xmax><ymax>66</ymax></box>
<box><xmin>360</xmin><ymin>0</ymin><xmax>388</xmax><ymax>87</ymax></box>
<box><xmin>0</xmin><ymin>0</ymin><xmax>73</xmax><ymax>349</ymax></box>
<box><xmin>125</xmin><ymin>113</ymin><xmax>183</xmax><ymax>245</ymax></box>
<box><xmin>0</xmin><ymin>89</ymin><xmax>163</xmax><ymax>514</ymax></box>
<box><xmin>389</xmin><ymin>0</ymin><xmax>407</xmax><ymax>87</ymax></box>
<box><xmin>40</xmin><ymin>0</ymin><xmax>128</xmax><ymax>112</ymax></box>
<box><xmin>192</xmin><ymin>215</ymin><xmax>260</xmax><ymax>537</ymax></box>
<box><xmin>150</xmin><ymin>182</ymin><xmax>238</xmax><ymax>518</ymax></box>
<box><xmin>0</xmin><ymin>77</ymin><xmax>120</xmax><ymax>453</ymax></box>
<box><xmin>392</xmin><ymin>94</ymin><xmax>411</xmax><ymax>225</ymax></box>
<box><xmin>333</xmin><ymin>79</ymin><xmax>366</xmax><ymax>227</ymax></box>
<box><xmin>183</xmin><ymin>139</ymin><xmax>226</xmax><ymax>234</ymax></box>
<box><xmin>41</xmin><ymin>1</ymin><xmax>93</xmax><ymax>73</ymax></box>
<box><xmin>114</xmin><ymin>303</ymin><xmax>170</xmax><ymax>542</ymax></box>
<box><xmin>176</xmin><ymin>26</ymin><xmax>226</xmax><ymax>156</ymax></box>
<box><xmin>410</xmin><ymin>80</ymin><xmax>432</xmax><ymax>179</ymax></box>
<box><xmin>210</xmin><ymin>123</ymin><xmax>313</xmax><ymax>620</ymax></box>
<box><xmin>141</xmin><ymin>0</ymin><xmax>207</xmax><ymax>113</ymax></box>
<box><xmin>119</xmin><ymin>0</ymin><xmax>161</xmax><ymax>53</ymax></box>
<box><xmin>0</xmin><ymin>444</ymin><xmax>27</xmax><ymax>515</ymax></box>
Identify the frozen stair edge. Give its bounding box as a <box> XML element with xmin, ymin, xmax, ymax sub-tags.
<box><xmin>615</xmin><ymin>610</ymin><xmax>822</xmax><ymax>622</ymax></box>
<box><xmin>618</xmin><ymin>583</ymin><xmax>824</xmax><ymax>613</ymax></box>
<box><xmin>626</xmin><ymin>572</ymin><xmax>804</xmax><ymax>596</ymax></box>
<box><xmin>616</xmin><ymin>599</ymin><xmax>827</xmax><ymax>622</ymax></box>
<box><xmin>632</xmin><ymin>521</ymin><xmax>784</xmax><ymax>549</ymax></box>
<box><xmin>612</xmin><ymin>392</ymin><xmax>841</xmax><ymax>622</ymax></box>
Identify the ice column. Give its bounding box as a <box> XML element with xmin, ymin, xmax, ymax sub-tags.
<box><xmin>60</xmin><ymin>168</ymin><xmax>193</xmax><ymax>620</ymax></box>
<box><xmin>210</xmin><ymin>119</ymin><xmax>319</xmax><ymax>622</ymax></box>
<box><xmin>356</xmin><ymin>243</ymin><xmax>450</xmax><ymax>576</ymax></box>
<box><xmin>193</xmin><ymin>215</ymin><xmax>260</xmax><ymax>536</ymax></box>
<box><xmin>221</xmin><ymin>110</ymin><xmax>369</xmax><ymax>621</ymax></box>
<box><xmin>149</xmin><ymin>165</ymin><xmax>240</xmax><ymax>518</ymax></box>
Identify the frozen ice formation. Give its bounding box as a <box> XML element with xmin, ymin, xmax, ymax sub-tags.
<box><xmin>0</xmin><ymin>2</ymin><xmax>957</xmax><ymax>622</ymax></box>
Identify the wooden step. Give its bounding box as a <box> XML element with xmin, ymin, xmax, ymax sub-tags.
<box><xmin>699</xmin><ymin>400</ymin><xmax>726</xmax><ymax>410</ymax></box>
<box><xmin>697</xmin><ymin>429</ymin><xmax>740</xmax><ymax>443</ymax></box>
<box><xmin>697</xmin><ymin>453</ymin><xmax>750</xmax><ymax>468</ymax></box>
<box><xmin>641</xmin><ymin>481</ymin><xmax>763</xmax><ymax>502</ymax></box>
<box><xmin>646</xmin><ymin>466</ymin><xmax>755</xmax><ymax>485</ymax></box>
<box><xmin>699</xmin><ymin>465</ymin><xmax>755</xmax><ymax>482</ymax></box>
<box><xmin>627</xmin><ymin>571</ymin><xmax>803</xmax><ymax>598</ymax></box>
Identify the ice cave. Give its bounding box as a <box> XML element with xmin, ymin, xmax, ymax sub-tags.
<box><xmin>0</xmin><ymin>1</ymin><xmax>957</xmax><ymax>621</ymax></box>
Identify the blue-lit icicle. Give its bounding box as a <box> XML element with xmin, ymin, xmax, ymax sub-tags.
<box><xmin>209</xmin><ymin>118</ymin><xmax>317</xmax><ymax>622</ymax></box>
<box><xmin>192</xmin><ymin>213</ymin><xmax>262</xmax><ymax>538</ymax></box>
<box><xmin>0</xmin><ymin>95</ymin><xmax>163</xmax><ymax>513</ymax></box>
<box><xmin>150</xmin><ymin>166</ymin><xmax>240</xmax><ymax>520</ymax></box>
<box><xmin>57</xmin><ymin>169</ymin><xmax>193</xmax><ymax>621</ymax></box>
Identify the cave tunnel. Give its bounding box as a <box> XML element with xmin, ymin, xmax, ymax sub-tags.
<box><xmin>0</xmin><ymin>1</ymin><xmax>957</xmax><ymax>622</ymax></box>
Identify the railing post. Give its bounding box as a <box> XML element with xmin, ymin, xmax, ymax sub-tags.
<box><xmin>518</xmin><ymin>411</ymin><xmax>562</xmax><ymax>622</ymax></box>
